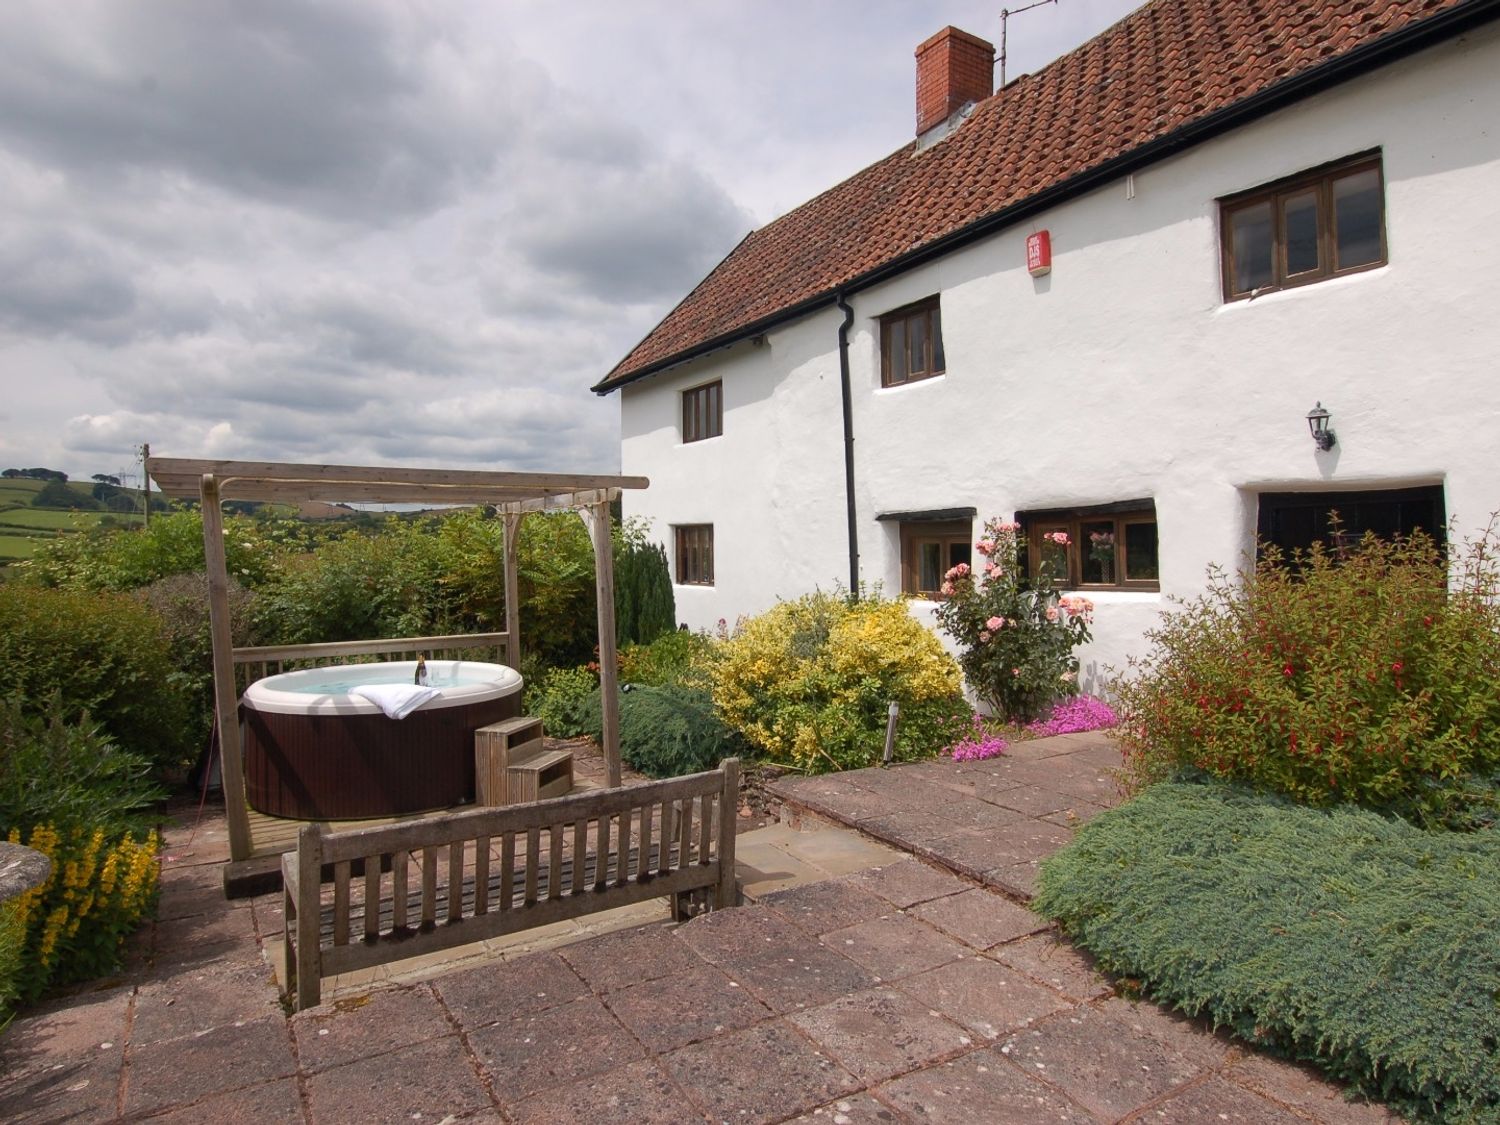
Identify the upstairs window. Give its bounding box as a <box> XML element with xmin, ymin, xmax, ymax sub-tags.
<box><xmin>675</xmin><ymin>524</ymin><xmax>714</xmax><ymax>586</ymax></box>
<box><xmin>682</xmin><ymin>380</ymin><xmax>722</xmax><ymax>443</ymax></box>
<box><xmin>880</xmin><ymin>297</ymin><xmax>945</xmax><ymax>387</ymax></box>
<box><xmin>1021</xmin><ymin>502</ymin><xmax>1159</xmax><ymax>591</ymax></box>
<box><xmin>1220</xmin><ymin>154</ymin><xmax>1385</xmax><ymax>301</ymax></box>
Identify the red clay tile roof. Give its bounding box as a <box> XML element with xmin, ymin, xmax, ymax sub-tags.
<box><xmin>596</xmin><ymin>0</ymin><xmax>1488</xmax><ymax>393</ymax></box>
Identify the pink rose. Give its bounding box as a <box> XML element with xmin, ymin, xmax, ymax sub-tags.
<box><xmin>940</xmin><ymin>581</ymin><xmax>955</xmax><ymax>596</ymax></box>
<box><xmin>976</xmin><ymin>539</ymin><xmax>996</xmax><ymax>556</ymax></box>
<box><xmin>978</xmin><ymin>631</ymin><xmax>991</xmax><ymax>643</ymax></box>
<box><xmin>986</xmin><ymin>616</ymin><xmax>1005</xmax><ymax>631</ymax></box>
<box><xmin>1045</xmin><ymin>606</ymin><xmax>1059</xmax><ymax>622</ymax></box>
<box><xmin>985</xmin><ymin>563</ymin><xmax>1002</xmax><ymax>578</ymax></box>
<box><xmin>944</xmin><ymin>562</ymin><xmax>971</xmax><ymax>580</ymax></box>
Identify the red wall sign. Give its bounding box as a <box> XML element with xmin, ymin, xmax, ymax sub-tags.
<box><xmin>1026</xmin><ymin>230</ymin><xmax>1052</xmax><ymax>277</ymax></box>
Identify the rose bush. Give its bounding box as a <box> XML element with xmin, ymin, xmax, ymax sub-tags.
<box><xmin>935</xmin><ymin>518</ymin><xmax>1092</xmax><ymax>722</ymax></box>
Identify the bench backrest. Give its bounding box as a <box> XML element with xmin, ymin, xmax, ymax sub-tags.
<box><xmin>284</xmin><ymin>759</ymin><xmax>739</xmax><ymax>1009</ymax></box>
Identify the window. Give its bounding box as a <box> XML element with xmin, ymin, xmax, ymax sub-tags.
<box><xmin>682</xmin><ymin>381</ymin><xmax>722</xmax><ymax>443</ymax></box>
<box><xmin>880</xmin><ymin>297</ymin><xmax>946</xmax><ymax>387</ymax></box>
<box><xmin>1220</xmin><ymin>154</ymin><xmax>1385</xmax><ymax>301</ymax></box>
<box><xmin>1021</xmin><ymin>502</ymin><xmax>1159</xmax><ymax>590</ymax></box>
<box><xmin>1257</xmin><ymin>487</ymin><xmax>1445</xmax><ymax>560</ymax></box>
<box><xmin>675</xmin><ymin>524</ymin><xmax>714</xmax><ymax>586</ymax></box>
<box><xmin>898</xmin><ymin>519</ymin><xmax>973</xmax><ymax>597</ymax></box>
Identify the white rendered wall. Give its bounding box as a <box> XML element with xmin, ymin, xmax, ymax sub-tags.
<box><xmin>619</xmin><ymin>24</ymin><xmax>1500</xmax><ymax>694</ymax></box>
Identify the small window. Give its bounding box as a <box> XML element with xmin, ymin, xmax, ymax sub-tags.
<box><xmin>1257</xmin><ymin>487</ymin><xmax>1445</xmax><ymax>560</ymax></box>
<box><xmin>899</xmin><ymin>519</ymin><xmax>972</xmax><ymax>597</ymax></box>
<box><xmin>1220</xmin><ymin>154</ymin><xmax>1385</xmax><ymax>301</ymax></box>
<box><xmin>682</xmin><ymin>381</ymin><xmax>722</xmax><ymax>443</ymax></box>
<box><xmin>880</xmin><ymin>298</ymin><xmax>946</xmax><ymax>387</ymax></box>
<box><xmin>1021</xmin><ymin>503</ymin><xmax>1159</xmax><ymax>591</ymax></box>
<box><xmin>675</xmin><ymin>525</ymin><xmax>714</xmax><ymax>586</ymax></box>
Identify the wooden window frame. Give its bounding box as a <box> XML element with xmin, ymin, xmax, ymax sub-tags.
<box><xmin>899</xmin><ymin>519</ymin><xmax>973</xmax><ymax>598</ymax></box>
<box><xmin>1219</xmin><ymin>153</ymin><xmax>1386</xmax><ymax>301</ymax></box>
<box><xmin>682</xmin><ymin>380</ymin><xmax>722</xmax><ymax>444</ymax></box>
<box><xmin>879</xmin><ymin>297</ymin><xmax>946</xmax><ymax>388</ymax></box>
<box><xmin>674</xmin><ymin>524</ymin><xmax>714</xmax><ymax>586</ymax></box>
<box><xmin>1023</xmin><ymin>506</ymin><xmax>1159</xmax><ymax>591</ymax></box>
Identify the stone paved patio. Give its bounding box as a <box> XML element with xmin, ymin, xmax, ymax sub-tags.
<box><xmin>0</xmin><ymin>734</ymin><xmax>1401</xmax><ymax>1122</ymax></box>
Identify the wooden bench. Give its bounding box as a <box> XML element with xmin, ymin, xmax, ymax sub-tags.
<box><xmin>281</xmin><ymin>759</ymin><xmax>740</xmax><ymax>1011</ymax></box>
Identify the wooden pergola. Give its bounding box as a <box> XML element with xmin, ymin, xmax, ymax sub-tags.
<box><xmin>146</xmin><ymin>458</ymin><xmax>649</xmax><ymax>877</ymax></box>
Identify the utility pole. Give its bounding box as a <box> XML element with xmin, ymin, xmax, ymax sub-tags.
<box><xmin>139</xmin><ymin>443</ymin><xmax>151</xmax><ymax>527</ymax></box>
<box><xmin>1000</xmin><ymin>0</ymin><xmax>1058</xmax><ymax>88</ymax></box>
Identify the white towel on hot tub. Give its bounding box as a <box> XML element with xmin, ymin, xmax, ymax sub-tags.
<box><xmin>350</xmin><ymin>683</ymin><xmax>439</xmax><ymax>720</ymax></box>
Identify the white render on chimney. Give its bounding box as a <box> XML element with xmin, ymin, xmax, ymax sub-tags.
<box><xmin>617</xmin><ymin>23</ymin><xmax>1500</xmax><ymax>695</ymax></box>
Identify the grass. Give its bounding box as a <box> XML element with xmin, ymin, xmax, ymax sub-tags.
<box><xmin>0</xmin><ymin>535</ymin><xmax>37</xmax><ymax>561</ymax></box>
<box><xmin>0</xmin><ymin>509</ymin><xmax>111</xmax><ymax>531</ymax></box>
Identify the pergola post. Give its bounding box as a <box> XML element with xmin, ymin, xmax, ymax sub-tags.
<box><xmin>581</xmin><ymin>500</ymin><xmax>622</xmax><ymax>788</ymax></box>
<box><xmin>200</xmin><ymin>474</ymin><xmax>253</xmax><ymax>861</ymax></box>
<box><xmin>502</xmin><ymin>512</ymin><xmax>522</xmax><ymax>672</ymax></box>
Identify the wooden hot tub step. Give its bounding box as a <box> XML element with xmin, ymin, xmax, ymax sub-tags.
<box><xmin>507</xmin><ymin>748</ymin><xmax>574</xmax><ymax>803</ymax></box>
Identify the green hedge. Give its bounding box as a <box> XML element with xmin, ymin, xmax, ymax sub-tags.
<box><xmin>1034</xmin><ymin>782</ymin><xmax>1500</xmax><ymax>1122</ymax></box>
<box><xmin>0</xmin><ymin>585</ymin><xmax>194</xmax><ymax>775</ymax></box>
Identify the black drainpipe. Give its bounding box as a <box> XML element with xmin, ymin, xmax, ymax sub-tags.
<box><xmin>836</xmin><ymin>293</ymin><xmax>859</xmax><ymax>596</ymax></box>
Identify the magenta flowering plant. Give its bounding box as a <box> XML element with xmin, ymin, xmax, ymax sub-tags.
<box><xmin>1026</xmin><ymin>695</ymin><xmax>1118</xmax><ymax>737</ymax></box>
<box><xmin>946</xmin><ymin>713</ymin><xmax>1009</xmax><ymax>761</ymax></box>
<box><xmin>934</xmin><ymin>517</ymin><xmax>1093</xmax><ymax>722</ymax></box>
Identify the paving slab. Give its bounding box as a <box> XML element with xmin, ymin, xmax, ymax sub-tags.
<box><xmin>876</xmin><ymin>1047</ymin><xmax>1096</xmax><ymax>1123</ymax></box>
<box><xmin>782</xmin><ymin>1092</ymin><xmax>909</xmax><ymax>1123</ymax></box>
<box><xmin>907</xmin><ymin>886</ymin><xmax>1049</xmax><ymax>950</ymax></box>
<box><xmin>721</xmin><ymin>939</ymin><xmax>880</xmax><ymax>1016</ymax></box>
<box><xmin>989</xmin><ymin>932</ymin><xmax>1114</xmax><ymax>1002</ymax></box>
<box><xmin>997</xmin><ymin>1006</ymin><xmax>1205</xmax><ymax>1121</ymax></box>
<box><xmin>302</xmin><ymin>1034</ymin><xmax>491</xmax><ymax>1123</ymax></box>
<box><xmin>139</xmin><ymin>1076</ymin><xmax>306</xmax><ymax>1124</ymax></box>
<box><xmin>556</xmin><ymin>918</ymin><xmax>701</xmax><ymax>994</ymax></box>
<box><xmin>0</xmin><ymin>1046</ymin><xmax>123</xmax><ymax>1123</ymax></box>
<box><xmin>896</xmin><ymin>956</ymin><xmax>1071</xmax><ymax>1042</ymax></box>
<box><xmin>757</xmin><ymin>877</ymin><xmax>893</xmax><ymax>935</ymax></box>
<box><xmin>465</xmin><ymin>993</ymin><xmax>644</xmax><ymax>1104</ymax></box>
<box><xmin>430</xmin><ymin>948</ymin><xmax>588</xmax><ymax>1029</ymax></box>
<box><xmin>291</xmin><ymin>983</ymin><xmax>456</xmax><ymax>1073</ymax></box>
<box><xmin>1145</xmin><ymin>1075</ymin><xmax>1308</xmax><ymax>1123</ymax></box>
<box><xmin>661</xmin><ymin>1020</ymin><xmax>859</xmax><ymax>1125</ymax></box>
<box><xmin>820</xmin><ymin>912</ymin><xmax>969</xmax><ymax>980</ymax></box>
<box><xmin>789</xmin><ymin>985</ymin><xmax>975</xmax><ymax>1084</ymax></box>
<box><xmin>603</xmin><ymin>960</ymin><xmax>772</xmax><ymax>1053</ymax></box>
<box><xmin>123</xmin><ymin>1015</ymin><xmax>294</xmax><ymax>1118</ymax></box>
<box><xmin>846</xmin><ymin>859</ymin><xmax>970</xmax><ymax>908</ymax></box>
<box><xmin>505</xmin><ymin>1057</ymin><xmax>697</xmax><ymax>1124</ymax></box>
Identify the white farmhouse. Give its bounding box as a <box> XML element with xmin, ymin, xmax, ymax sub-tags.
<box><xmin>594</xmin><ymin>0</ymin><xmax>1500</xmax><ymax>690</ymax></box>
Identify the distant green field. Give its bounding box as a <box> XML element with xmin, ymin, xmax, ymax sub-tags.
<box><xmin>0</xmin><ymin>508</ymin><xmax>110</xmax><ymax>531</ymax></box>
<box><xmin>0</xmin><ymin>534</ymin><xmax>37</xmax><ymax>561</ymax></box>
<box><xmin>0</xmin><ymin>479</ymin><xmax>45</xmax><ymax>503</ymax></box>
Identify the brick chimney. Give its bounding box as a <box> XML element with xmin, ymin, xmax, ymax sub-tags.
<box><xmin>915</xmin><ymin>26</ymin><xmax>995</xmax><ymax>139</ymax></box>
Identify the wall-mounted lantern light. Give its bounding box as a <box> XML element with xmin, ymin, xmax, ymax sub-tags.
<box><xmin>1306</xmin><ymin>402</ymin><xmax>1336</xmax><ymax>451</ymax></box>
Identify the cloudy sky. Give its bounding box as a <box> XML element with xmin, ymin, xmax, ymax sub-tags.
<box><xmin>0</xmin><ymin>0</ymin><xmax>1142</xmax><ymax>483</ymax></box>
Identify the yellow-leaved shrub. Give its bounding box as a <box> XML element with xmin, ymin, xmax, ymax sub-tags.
<box><xmin>711</xmin><ymin>590</ymin><xmax>968</xmax><ymax>773</ymax></box>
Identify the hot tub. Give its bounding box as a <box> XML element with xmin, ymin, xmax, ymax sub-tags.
<box><xmin>240</xmin><ymin>660</ymin><xmax>523</xmax><ymax>820</ymax></box>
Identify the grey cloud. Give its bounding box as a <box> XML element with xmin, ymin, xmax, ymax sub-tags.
<box><xmin>510</xmin><ymin>160</ymin><xmax>749</xmax><ymax>303</ymax></box>
<box><xmin>0</xmin><ymin>2</ymin><xmax>522</xmax><ymax>222</ymax></box>
<box><xmin>0</xmin><ymin>228</ymin><xmax>138</xmax><ymax>341</ymax></box>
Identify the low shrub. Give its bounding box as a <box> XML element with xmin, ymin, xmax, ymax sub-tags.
<box><xmin>615</xmin><ymin>685</ymin><xmax>749</xmax><ymax>779</ymax></box>
<box><xmin>0</xmin><ymin>697</ymin><xmax>162</xmax><ymax>835</ymax></box>
<box><xmin>531</xmin><ymin>666</ymin><xmax>602</xmax><ymax>739</ymax></box>
<box><xmin>711</xmin><ymin>590</ymin><xmax>968</xmax><ymax>773</ymax></box>
<box><xmin>1113</xmin><ymin>529</ymin><xmax>1500</xmax><ymax>816</ymax></box>
<box><xmin>0</xmin><ymin>585</ymin><xmax>195</xmax><ymax>775</ymax></box>
<box><xmin>618</xmin><ymin>629</ymin><xmax>714</xmax><ymax>688</ymax></box>
<box><xmin>1034</xmin><ymin>782</ymin><xmax>1500</xmax><ymax>1122</ymax></box>
<box><xmin>935</xmin><ymin>517</ymin><xmax>1093</xmax><ymax>722</ymax></box>
<box><xmin>6</xmin><ymin>823</ymin><xmax>159</xmax><ymax>1005</ymax></box>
